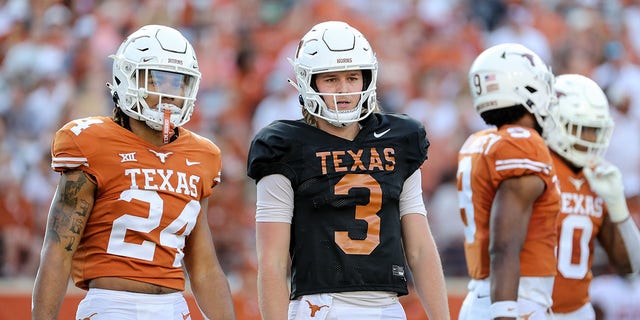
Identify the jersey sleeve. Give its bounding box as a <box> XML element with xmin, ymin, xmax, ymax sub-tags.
<box><xmin>247</xmin><ymin>122</ymin><xmax>297</xmax><ymax>183</ymax></box>
<box><xmin>385</xmin><ymin>113</ymin><xmax>430</xmax><ymax>176</ymax></box>
<box><xmin>50</xmin><ymin>120</ymin><xmax>105</xmax><ymax>184</ymax></box>
<box><xmin>51</xmin><ymin>127</ymin><xmax>88</xmax><ymax>172</ymax></box>
<box><xmin>487</xmin><ymin>129</ymin><xmax>553</xmax><ymax>182</ymax></box>
<box><xmin>404</xmin><ymin>115</ymin><xmax>430</xmax><ymax>174</ymax></box>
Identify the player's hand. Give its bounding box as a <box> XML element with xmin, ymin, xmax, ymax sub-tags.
<box><xmin>584</xmin><ymin>160</ymin><xmax>630</xmax><ymax>223</ymax></box>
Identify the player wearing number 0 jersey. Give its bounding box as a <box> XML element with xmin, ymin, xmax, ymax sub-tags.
<box><xmin>550</xmin><ymin>152</ymin><xmax>614</xmax><ymax>316</ymax></box>
<box><xmin>545</xmin><ymin>74</ymin><xmax>640</xmax><ymax>320</ymax></box>
<box><xmin>458</xmin><ymin>43</ymin><xmax>560</xmax><ymax>320</ymax></box>
<box><xmin>32</xmin><ymin>25</ymin><xmax>235</xmax><ymax>320</ymax></box>
<box><xmin>249</xmin><ymin>21</ymin><xmax>449</xmax><ymax>320</ymax></box>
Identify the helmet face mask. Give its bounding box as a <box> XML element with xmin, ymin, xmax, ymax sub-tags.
<box><xmin>135</xmin><ymin>69</ymin><xmax>198</xmax><ymax>130</ymax></box>
<box><xmin>109</xmin><ymin>25</ymin><xmax>201</xmax><ymax>131</ymax></box>
<box><xmin>544</xmin><ymin>74</ymin><xmax>614</xmax><ymax>168</ymax></box>
<box><xmin>290</xmin><ymin>21</ymin><xmax>378</xmax><ymax>127</ymax></box>
<box><xmin>468</xmin><ymin>43</ymin><xmax>555</xmax><ymax>129</ymax></box>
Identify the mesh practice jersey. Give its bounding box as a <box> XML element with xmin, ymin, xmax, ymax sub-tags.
<box><xmin>247</xmin><ymin>113</ymin><xmax>429</xmax><ymax>299</ymax></box>
<box><xmin>457</xmin><ymin>125</ymin><xmax>560</xmax><ymax>280</ymax></box>
<box><xmin>551</xmin><ymin>152</ymin><xmax>607</xmax><ymax>313</ymax></box>
<box><xmin>51</xmin><ymin>116</ymin><xmax>221</xmax><ymax>291</ymax></box>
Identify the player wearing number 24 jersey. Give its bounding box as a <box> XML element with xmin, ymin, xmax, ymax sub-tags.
<box><xmin>50</xmin><ymin>116</ymin><xmax>221</xmax><ymax>291</ymax></box>
<box><xmin>458</xmin><ymin>43</ymin><xmax>560</xmax><ymax>320</ymax></box>
<box><xmin>32</xmin><ymin>25</ymin><xmax>235</xmax><ymax>320</ymax></box>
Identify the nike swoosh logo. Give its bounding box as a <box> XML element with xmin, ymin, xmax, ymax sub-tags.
<box><xmin>186</xmin><ymin>159</ymin><xmax>200</xmax><ymax>166</ymax></box>
<box><xmin>373</xmin><ymin>128</ymin><xmax>390</xmax><ymax>138</ymax></box>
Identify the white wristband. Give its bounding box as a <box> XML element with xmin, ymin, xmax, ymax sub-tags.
<box><xmin>490</xmin><ymin>300</ymin><xmax>518</xmax><ymax>319</ymax></box>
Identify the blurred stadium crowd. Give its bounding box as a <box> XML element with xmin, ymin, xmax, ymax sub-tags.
<box><xmin>2</xmin><ymin>0</ymin><xmax>640</xmax><ymax>316</ymax></box>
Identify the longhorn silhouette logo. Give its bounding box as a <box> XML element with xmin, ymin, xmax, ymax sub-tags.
<box><xmin>305</xmin><ymin>299</ymin><xmax>329</xmax><ymax>317</ymax></box>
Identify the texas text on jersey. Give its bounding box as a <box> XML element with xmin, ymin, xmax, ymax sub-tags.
<box><xmin>247</xmin><ymin>113</ymin><xmax>429</xmax><ymax>299</ymax></box>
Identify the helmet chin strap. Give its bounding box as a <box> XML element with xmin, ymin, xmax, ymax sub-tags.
<box><xmin>321</xmin><ymin>94</ymin><xmax>362</xmax><ymax>127</ymax></box>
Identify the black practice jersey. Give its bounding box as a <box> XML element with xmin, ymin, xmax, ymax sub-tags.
<box><xmin>247</xmin><ymin>113</ymin><xmax>429</xmax><ymax>299</ymax></box>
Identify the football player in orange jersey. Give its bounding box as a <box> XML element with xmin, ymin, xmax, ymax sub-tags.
<box><xmin>544</xmin><ymin>74</ymin><xmax>640</xmax><ymax>320</ymax></box>
<box><xmin>32</xmin><ymin>25</ymin><xmax>235</xmax><ymax>320</ymax></box>
<box><xmin>457</xmin><ymin>43</ymin><xmax>560</xmax><ymax>320</ymax></box>
<box><xmin>247</xmin><ymin>21</ymin><xmax>449</xmax><ymax>320</ymax></box>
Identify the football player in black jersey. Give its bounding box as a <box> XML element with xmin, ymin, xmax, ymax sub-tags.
<box><xmin>247</xmin><ymin>21</ymin><xmax>450</xmax><ymax>320</ymax></box>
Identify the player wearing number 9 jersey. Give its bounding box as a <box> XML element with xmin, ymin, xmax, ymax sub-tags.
<box><xmin>247</xmin><ymin>21</ymin><xmax>449</xmax><ymax>320</ymax></box>
<box><xmin>457</xmin><ymin>43</ymin><xmax>560</xmax><ymax>320</ymax></box>
<box><xmin>545</xmin><ymin>74</ymin><xmax>640</xmax><ymax>320</ymax></box>
<box><xmin>32</xmin><ymin>25</ymin><xmax>235</xmax><ymax>320</ymax></box>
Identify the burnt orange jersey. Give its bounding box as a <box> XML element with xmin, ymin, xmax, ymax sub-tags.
<box><xmin>457</xmin><ymin>125</ymin><xmax>560</xmax><ymax>280</ymax></box>
<box><xmin>51</xmin><ymin>116</ymin><xmax>222</xmax><ymax>291</ymax></box>
<box><xmin>550</xmin><ymin>152</ymin><xmax>606</xmax><ymax>313</ymax></box>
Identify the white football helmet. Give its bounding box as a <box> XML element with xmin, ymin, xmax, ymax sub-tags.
<box><xmin>468</xmin><ymin>43</ymin><xmax>555</xmax><ymax>128</ymax></box>
<box><xmin>544</xmin><ymin>74</ymin><xmax>614</xmax><ymax>168</ymax></box>
<box><xmin>289</xmin><ymin>21</ymin><xmax>378</xmax><ymax>127</ymax></box>
<box><xmin>108</xmin><ymin>25</ymin><xmax>201</xmax><ymax>131</ymax></box>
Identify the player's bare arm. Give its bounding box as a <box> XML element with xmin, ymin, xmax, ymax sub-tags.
<box><xmin>183</xmin><ymin>198</ymin><xmax>236</xmax><ymax>320</ymax></box>
<box><xmin>401</xmin><ymin>213</ymin><xmax>450</xmax><ymax>320</ymax></box>
<box><xmin>597</xmin><ymin>217</ymin><xmax>633</xmax><ymax>274</ymax></box>
<box><xmin>490</xmin><ymin>175</ymin><xmax>544</xmax><ymax>305</ymax></box>
<box><xmin>46</xmin><ymin>170</ymin><xmax>95</xmax><ymax>250</ymax></box>
<box><xmin>32</xmin><ymin>170</ymin><xmax>95</xmax><ymax>320</ymax></box>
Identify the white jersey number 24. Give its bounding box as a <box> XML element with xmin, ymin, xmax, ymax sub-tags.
<box><xmin>107</xmin><ymin>189</ymin><xmax>199</xmax><ymax>267</ymax></box>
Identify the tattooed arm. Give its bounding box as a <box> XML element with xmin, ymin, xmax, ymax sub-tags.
<box><xmin>32</xmin><ymin>170</ymin><xmax>96</xmax><ymax>320</ymax></box>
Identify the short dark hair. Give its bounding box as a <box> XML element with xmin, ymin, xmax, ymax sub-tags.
<box><xmin>480</xmin><ymin>105</ymin><xmax>528</xmax><ymax>127</ymax></box>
